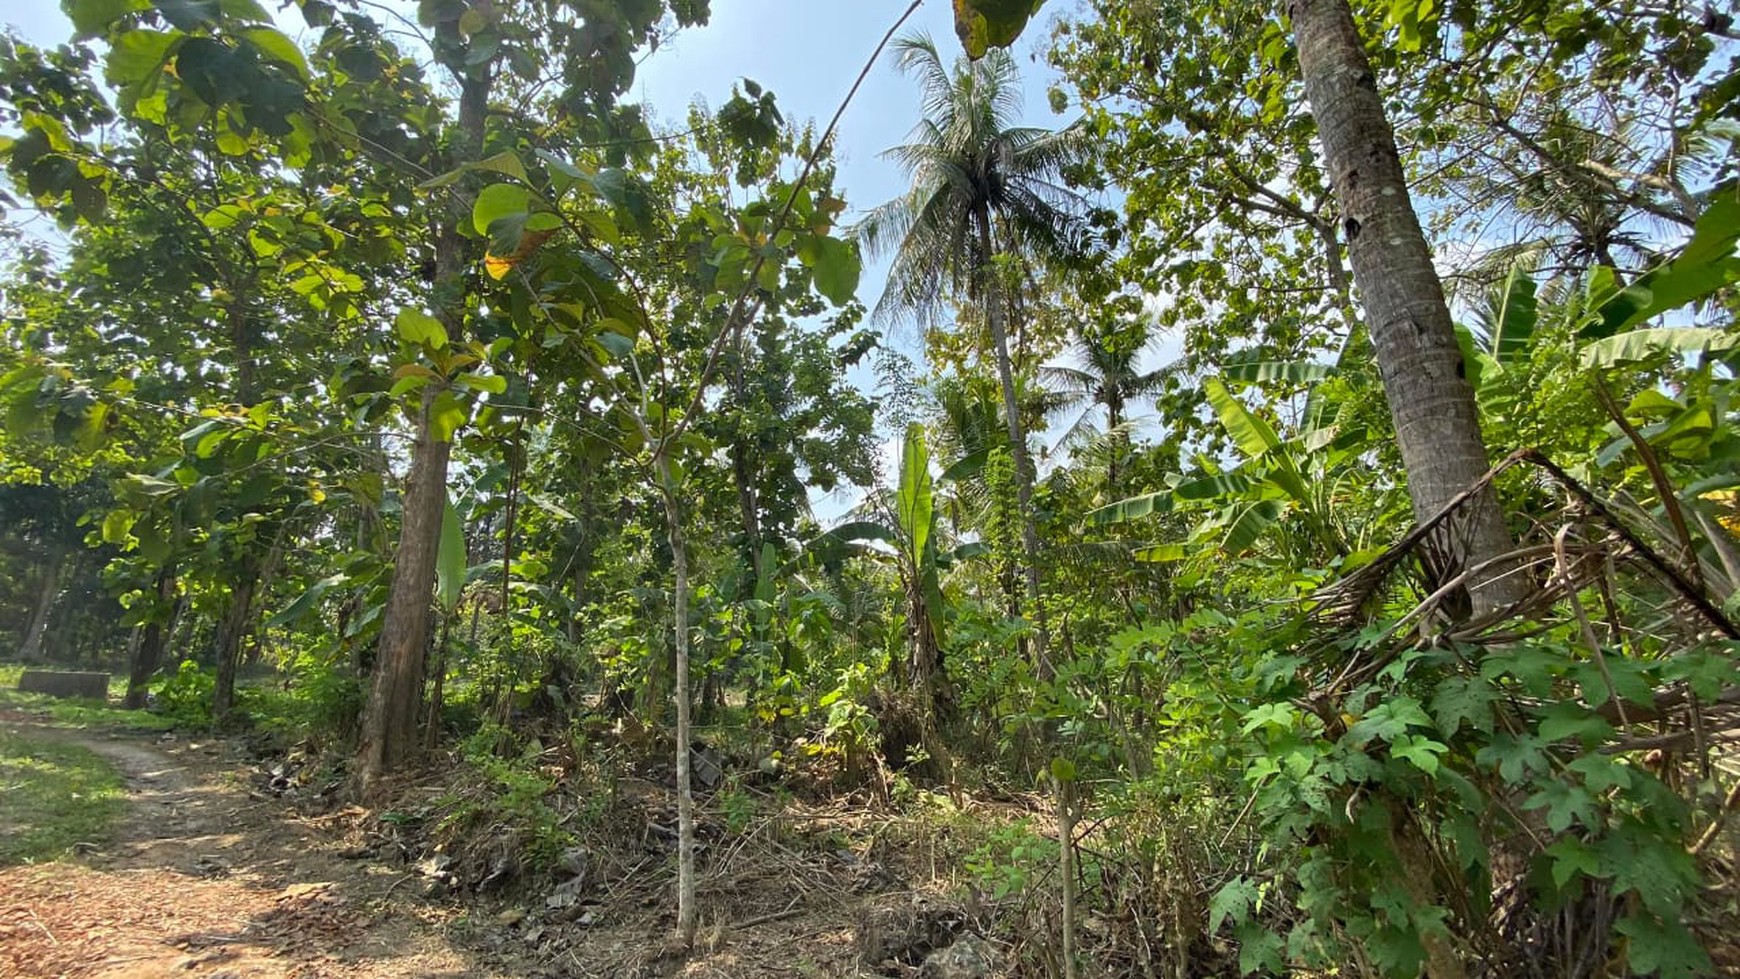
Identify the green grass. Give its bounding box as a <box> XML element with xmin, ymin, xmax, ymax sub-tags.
<box><xmin>0</xmin><ymin>662</ymin><xmax>176</xmax><ymax>732</ymax></box>
<box><xmin>0</xmin><ymin>729</ymin><xmax>127</xmax><ymax>865</ymax></box>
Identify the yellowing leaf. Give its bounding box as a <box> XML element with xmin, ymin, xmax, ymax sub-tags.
<box><xmin>953</xmin><ymin>0</ymin><xmax>1047</xmax><ymax>59</ymax></box>
<box><xmin>430</xmin><ymin>390</ymin><xmax>467</xmax><ymax>443</ymax></box>
<box><xmin>483</xmin><ymin>226</ymin><xmax>556</xmax><ymax>280</ymax></box>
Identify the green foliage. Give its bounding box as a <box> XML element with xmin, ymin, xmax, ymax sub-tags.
<box><xmin>436</xmin><ymin>724</ymin><xmax>574</xmax><ymax>866</ymax></box>
<box><xmin>952</xmin><ymin>0</ymin><xmax>1049</xmax><ymax>58</ymax></box>
<box><xmin>1</xmin><ymin>0</ymin><xmax>1735</xmax><ymax>972</ymax></box>
<box><xmin>964</xmin><ymin>817</ymin><xmax>1057</xmax><ymax>899</ymax></box>
<box><xmin>1222</xmin><ymin>618</ymin><xmax>1734</xmax><ymax>976</ymax></box>
<box><xmin>152</xmin><ymin>661</ymin><xmax>215</xmax><ymax>728</ymax></box>
<box><xmin>0</xmin><ymin>689</ymin><xmax>176</xmax><ymax>732</ymax></box>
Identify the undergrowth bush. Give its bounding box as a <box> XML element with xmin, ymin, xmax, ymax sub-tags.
<box><xmin>434</xmin><ymin>723</ymin><xmax>575</xmax><ymax>869</ymax></box>
<box><xmin>151</xmin><ymin>661</ymin><xmax>214</xmax><ymax>728</ymax></box>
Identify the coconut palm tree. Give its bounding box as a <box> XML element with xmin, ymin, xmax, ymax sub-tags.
<box><xmin>1041</xmin><ymin>324</ymin><xmax>1174</xmax><ymax>488</ymax></box>
<box><xmin>857</xmin><ymin>33</ymin><xmax>1090</xmax><ymax>675</ymax></box>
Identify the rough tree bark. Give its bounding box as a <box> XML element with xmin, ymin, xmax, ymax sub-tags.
<box><xmin>974</xmin><ymin>204</ymin><xmax>1053</xmax><ymax>676</ymax></box>
<box><xmin>124</xmin><ymin>568</ymin><xmax>179</xmax><ymax>709</ymax></box>
<box><xmin>1288</xmin><ymin>0</ymin><xmax>1525</xmax><ymax>614</ymax></box>
<box><xmin>17</xmin><ymin>543</ymin><xmax>66</xmax><ymax>663</ymax></box>
<box><xmin>209</xmin><ymin>293</ymin><xmax>264</xmax><ymax>722</ymax></box>
<box><xmin>357</xmin><ymin>388</ymin><xmax>457</xmax><ymax>787</ymax></box>
<box><xmin>211</xmin><ymin>555</ymin><xmax>259</xmax><ymax>721</ymax></box>
<box><xmin>356</xmin><ymin>60</ymin><xmax>490</xmax><ymax>793</ymax></box>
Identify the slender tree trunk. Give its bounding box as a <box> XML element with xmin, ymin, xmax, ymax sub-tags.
<box><xmin>17</xmin><ymin>543</ymin><xmax>67</xmax><ymax>663</ymax></box>
<box><xmin>1057</xmin><ymin>775</ymin><xmax>1078</xmax><ymax>979</ymax></box>
<box><xmin>424</xmin><ymin>610</ymin><xmax>452</xmax><ymax>751</ymax></box>
<box><xmin>212</xmin><ymin>556</ymin><xmax>260</xmax><ymax>721</ymax></box>
<box><xmin>1288</xmin><ymin>0</ymin><xmax>1523</xmax><ymax>614</ymax></box>
<box><xmin>659</xmin><ymin>467</ymin><xmax>698</xmax><ymax>946</ymax></box>
<box><xmin>566</xmin><ymin>478</ymin><xmax>596</xmax><ymax>646</ymax></box>
<box><xmin>1106</xmin><ymin>398</ymin><xmax>1124</xmax><ymax>489</ymax></box>
<box><xmin>974</xmin><ymin>205</ymin><xmax>1052</xmax><ymax>677</ymax></box>
<box><xmin>568</xmin><ymin>539</ymin><xmax>590</xmax><ymax>644</ymax></box>
<box><xmin>730</xmin><ymin>438</ymin><xmax>763</xmax><ymax>582</ymax></box>
<box><xmin>356</xmin><ymin>64</ymin><xmax>489</xmax><ymax>794</ymax></box>
<box><xmin>125</xmin><ymin>568</ymin><xmax>178</xmax><ymax>709</ymax></box>
<box><xmin>212</xmin><ymin>287</ymin><xmax>263</xmax><ymax>720</ymax></box>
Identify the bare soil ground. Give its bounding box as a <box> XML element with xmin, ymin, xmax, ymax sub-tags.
<box><xmin>0</xmin><ymin>715</ymin><xmax>516</xmax><ymax>978</ymax></box>
<box><xmin>0</xmin><ymin>715</ymin><xmax>937</xmax><ymax>978</ymax></box>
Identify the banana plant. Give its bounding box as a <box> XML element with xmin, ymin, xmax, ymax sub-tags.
<box><xmin>1461</xmin><ymin>194</ymin><xmax>1740</xmax><ymax>596</ymax></box>
<box><xmin>1087</xmin><ymin>374</ymin><xmax>1365</xmax><ymax>567</ymax></box>
<box><xmin>1456</xmin><ymin>261</ymin><xmax>1542</xmax><ymax>424</ymax></box>
<box><xmin>797</xmin><ymin>424</ymin><xmax>987</xmax><ymax>701</ymax></box>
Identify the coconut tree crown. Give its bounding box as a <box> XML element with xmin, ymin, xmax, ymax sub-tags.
<box><xmin>856</xmin><ymin>33</ymin><xmax>1092</xmax><ymax>324</ymax></box>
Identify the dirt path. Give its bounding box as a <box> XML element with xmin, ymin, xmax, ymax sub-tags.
<box><xmin>0</xmin><ymin>719</ymin><xmax>506</xmax><ymax>979</ymax></box>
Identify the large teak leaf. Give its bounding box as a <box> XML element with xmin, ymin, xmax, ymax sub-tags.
<box><xmin>953</xmin><ymin>0</ymin><xmax>1048</xmax><ymax>58</ymax></box>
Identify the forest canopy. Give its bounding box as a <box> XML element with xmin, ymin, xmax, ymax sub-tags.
<box><xmin>2</xmin><ymin>0</ymin><xmax>1738</xmax><ymax>975</ymax></box>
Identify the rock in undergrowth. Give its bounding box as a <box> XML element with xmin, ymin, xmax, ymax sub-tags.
<box><xmin>920</xmin><ymin>934</ymin><xmax>996</xmax><ymax>979</ymax></box>
<box><xmin>855</xmin><ymin>893</ymin><xmax>966</xmax><ymax>972</ymax></box>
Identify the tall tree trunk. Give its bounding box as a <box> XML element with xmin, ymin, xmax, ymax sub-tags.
<box><xmin>211</xmin><ymin>556</ymin><xmax>259</xmax><ymax>721</ymax></box>
<box><xmin>125</xmin><ymin>568</ymin><xmax>178</xmax><ymax>709</ymax></box>
<box><xmin>1106</xmin><ymin>398</ymin><xmax>1124</xmax><ymax>490</ymax></box>
<box><xmin>659</xmin><ymin>465</ymin><xmax>698</xmax><ymax>946</ymax></box>
<box><xmin>1288</xmin><ymin>0</ymin><xmax>1523</xmax><ymax>614</ymax></box>
<box><xmin>356</xmin><ymin>64</ymin><xmax>489</xmax><ymax>794</ymax></box>
<box><xmin>359</xmin><ymin>400</ymin><xmax>456</xmax><ymax>787</ymax></box>
<box><xmin>17</xmin><ymin>542</ymin><xmax>67</xmax><ymax>663</ymax></box>
<box><xmin>568</xmin><ymin>537</ymin><xmax>591</xmax><ymax>644</ymax></box>
<box><xmin>974</xmin><ymin>205</ymin><xmax>1052</xmax><ymax>676</ymax></box>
